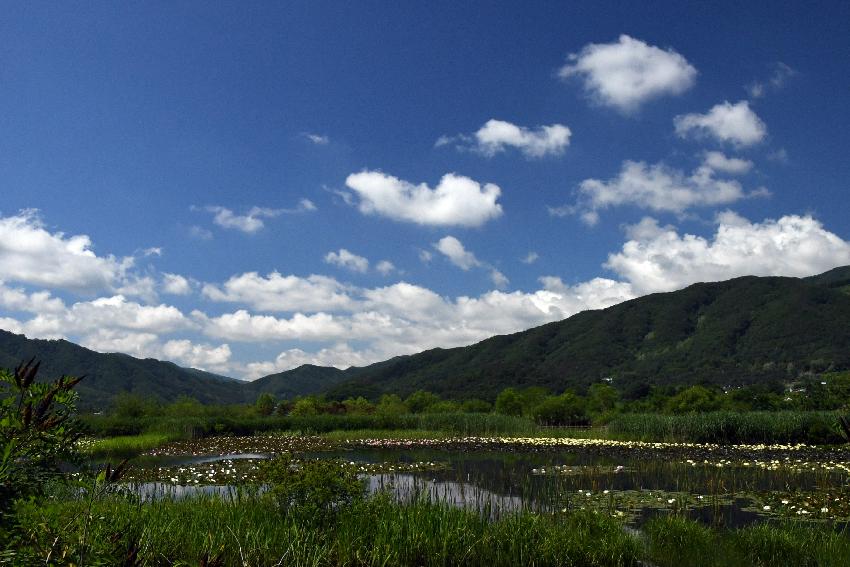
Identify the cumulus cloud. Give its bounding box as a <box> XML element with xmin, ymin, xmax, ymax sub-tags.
<box><xmin>675</xmin><ymin>101</ymin><xmax>767</xmax><ymax>147</ymax></box>
<box><xmin>439</xmin><ymin>119</ymin><xmax>571</xmax><ymax>158</ymax></box>
<box><xmin>559</xmin><ymin>35</ymin><xmax>696</xmax><ymax>112</ymax></box>
<box><xmin>5</xmin><ymin>208</ymin><xmax>849</xmax><ymax>380</ymax></box>
<box><xmin>324</xmin><ymin>249</ymin><xmax>370</xmax><ymax>273</ymax></box>
<box><xmin>161</xmin><ymin>339</ymin><xmax>232</xmax><ymax>369</ymax></box>
<box><xmin>433</xmin><ymin>236</ymin><xmax>508</xmax><ymax>288</ymax></box>
<box><xmin>561</xmin><ymin>160</ymin><xmax>756</xmax><ymax>222</ymax></box>
<box><xmin>434</xmin><ymin>236</ymin><xmax>481</xmax><ymax>270</ymax></box>
<box><xmin>0</xmin><ymin>283</ymin><xmax>65</xmax><ymax>314</ymax></box>
<box><xmin>344</xmin><ymin>171</ymin><xmax>503</xmax><ymax>227</ymax></box>
<box><xmin>606</xmin><ymin>212</ymin><xmax>850</xmax><ymax>294</ymax></box>
<box><xmin>162</xmin><ymin>273</ymin><xmax>192</xmax><ymax>295</ymax></box>
<box><xmin>77</xmin><ymin>329</ymin><xmax>231</xmax><ymax>373</ymax></box>
<box><xmin>202</xmin><ymin>272</ymin><xmax>353</xmax><ymax>312</ymax></box>
<box><xmin>702</xmin><ymin>151</ymin><xmax>753</xmax><ymax>175</ymax></box>
<box><xmin>199</xmin><ymin>310</ymin><xmax>346</xmax><ymax>342</ymax></box>
<box><xmin>0</xmin><ymin>210</ymin><xmax>131</xmax><ymax>293</ymax></box>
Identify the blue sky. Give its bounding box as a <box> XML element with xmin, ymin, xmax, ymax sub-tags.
<box><xmin>1</xmin><ymin>2</ymin><xmax>849</xmax><ymax>379</ymax></box>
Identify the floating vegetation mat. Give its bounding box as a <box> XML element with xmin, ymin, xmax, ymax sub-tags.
<box><xmin>124</xmin><ymin>456</ymin><xmax>449</xmax><ymax>485</ymax></box>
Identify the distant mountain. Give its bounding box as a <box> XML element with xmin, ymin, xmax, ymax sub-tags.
<box><xmin>0</xmin><ymin>329</ymin><xmax>357</xmax><ymax>410</ymax></box>
<box><xmin>326</xmin><ymin>270</ymin><xmax>850</xmax><ymax>400</ymax></box>
<box><xmin>3</xmin><ymin>267</ymin><xmax>850</xmax><ymax>407</ymax></box>
<box><xmin>0</xmin><ymin>329</ymin><xmax>248</xmax><ymax>409</ymax></box>
<box><xmin>245</xmin><ymin>364</ymin><xmax>355</xmax><ymax>399</ymax></box>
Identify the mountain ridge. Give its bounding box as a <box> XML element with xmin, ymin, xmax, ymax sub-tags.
<box><xmin>2</xmin><ymin>267</ymin><xmax>850</xmax><ymax>407</ymax></box>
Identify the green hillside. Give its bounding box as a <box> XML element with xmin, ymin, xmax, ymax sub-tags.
<box><xmin>3</xmin><ymin>268</ymin><xmax>850</xmax><ymax>407</ymax></box>
<box><xmin>0</xmin><ymin>330</ymin><xmax>249</xmax><ymax>410</ymax></box>
<box><xmin>0</xmin><ymin>329</ymin><xmax>358</xmax><ymax>409</ymax></box>
<box><xmin>327</xmin><ymin>272</ymin><xmax>850</xmax><ymax>400</ymax></box>
<box><xmin>244</xmin><ymin>364</ymin><xmax>355</xmax><ymax>399</ymax></box>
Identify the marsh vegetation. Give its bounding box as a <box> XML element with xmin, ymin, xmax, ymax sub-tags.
<box><xmin>5</xmin><ymin>363</ymin><xmax>850</xmax><ymax>565</ymax></box>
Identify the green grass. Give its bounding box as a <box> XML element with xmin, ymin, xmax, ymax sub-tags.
<box><xmin>15</xmin><ymin>490</ymin><xmax>850</xmax><ymax>566</ymax></box>
<box><xmin>82</xmin><ymin>433</ymin><xmax>174</xmax><ymax>457</ymax></box>
<box><xmin>15</xmin><ymin>492</ymin><xmax>641</xmax><ymax>566</ymax></box>
<box><xmin>606</xmin><ymin>411</ymin><xmax>843</xmax><ymax>444</ymax></box>
<box><xmin>645</xmin><ymin>515</ymin><xmax>850</xmax><ymax>567</ymax></box>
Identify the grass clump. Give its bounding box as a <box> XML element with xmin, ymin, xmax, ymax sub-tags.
<box><xmin>83</xmin><ymin>433</ymin><xmax>173</xmax><ymax>457</ymax></box>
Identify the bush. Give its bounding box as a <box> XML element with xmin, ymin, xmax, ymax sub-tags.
<box><xmin>260</xmin><ymin>453</ymin><xmax>365</xmax><ymax>521</ymax></box>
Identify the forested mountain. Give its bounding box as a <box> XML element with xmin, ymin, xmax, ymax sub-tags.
<box><xmin>326</xmin><ymin>271</ymin><xmax>850</xmax><ymax>400</ymax></box>
<box><xmin>3</xmin><ymin>268</ymin><xmax>850</xmax><ymax>407</ymax></box>
<box><xmin>0</xmin><ymin>330</ymin><xmax>245</xmax><ymax>409</ymax></box>
<box><xmin>245</xmin><ymin>364</ymin><xmax>355</xmax><ymax>399</ymax></box>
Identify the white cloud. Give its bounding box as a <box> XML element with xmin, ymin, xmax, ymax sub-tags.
<box><xmin>748</xmin><ymin>62</ymin><xmax>796</xmax><ymax>98</ymax></box>
<box><xmin>304</xmin><ymin>133</ymin><xmax>330</xmax><ymax>145</ymax></box>
<box><xmin>244</xmin><ymin>343</ymin><xmax>375</xmax><ymax>379</ymax></box>
<box><xmin>296</xmin><ymin>198</ymin><xmax>317</xmax><ymax>212</ymax></box>
<box><xmin>324</xmin><ymin>249</ymin><xmax>370</xmax><ymax>273</ymax></box>
<box><xmin>115</xmin><ymin>276</ymin><xmax>159</xmax><ymax>304</ymax></box>
<box><xmin>768</xmin><ymin>148</ymin><xmax>789</xmax><ymax>164</ymax></box>
<box><xmin>376</xmin><ymin>260</ymin><xmax>396</xmax><ymax>276</ymax></box>
<box><xmin>521</xmin><ymin>252</ymin><xmax>539</xmax><ymax>264</ymax></box>
<box><xmin>567</xmin><ymin>160</ymin><xmax>752</xmax><ymax>222</ymax></box>
<box><xmin>434</xmin><ymin>236</ymin><xmax>481</xmax><ymax>270</ymax></box>
<box><xmin>198</xmin><ymin>201</ymin><xmax>316</xmax><ymax>234</ymax></box>
<box><xmin>702</xmin><ymin>151</ymin><xmax>753</xmax><ymax>175</ymax></box>
<box><xmin>418</xmin><ymin>249</ymin><xmax>433</xmax><ymax>263</ymax></box>
<box><xmin>142</xmin><ymin>247</ymin><xmax>163</xmax><ymax>257</ymax></box>
<box><xmin>606</xmin><ymin>212</ymin><xmax>850</xmax><ymax>294</ymax></box>
<box><xmin>76</xmin><ymin>329</ymin><xmax>231</xmax><ymax>373</ymax></box>
<box><xmin>189</xmin><ymin>225</ymin><xmax>213</xmax><ymax>240</ymax></box>
<box><xmin>0</xmin><ymin>210</ymin><xmax>131</xmax><ymax>293</ymax></box>
<box><xmin>202</xmin><ymin>206</ymin><xmax>282</xmax><ymax>233</ymax></box>
<box><xmin>162</xmin><ymin>273</ymin><xmax>192</xmax><ymax>295</ymax></box>
<box><xmin>489</xmin><ymin>269</ymin><xmax>509</xmax><ymax>288</ymax></box>
<box><xmin>0</xmin><ymin>283</ymin><xmax>65</xmax><ymax>314</ymax></box>
<box><xmin>440</xmin><ymin>119</ymin><xmax>571</xmax><ymax>158</ymax></box>
<box><xmin>202</xmin><ymin>272</ymin><xmax>353</xmax><ymax>312</ymax></box>
<box><xmin>559</xmin><ymin>35</ymin><xmax>696</xmax><ymax>112</ymax></box>
<box><xmin>433</xmin><ymin>236</ymin><xmax>509</xmax><ymax>288</ymax></box>
<box><xmin>200</xmin><ymin>310</ymin><xmax>347</xmax><ymax>342</ymax></box>
<box><xmin>161</xmin><ymin>339</ymin><xmax>232</xmax><ymax>370</ymax></box>
<box><xmin>674</xmin><ymin>101</ymin><xmax>767</xmax><ymax>147</ymax></box>
<box><xmin>344</xmin><ymin>171</ymin><xmax>503</xmax><ymax>227</ymax></box>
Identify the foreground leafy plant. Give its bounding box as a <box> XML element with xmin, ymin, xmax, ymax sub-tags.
<box><xmin>0</xmin><ymin>360</ymin><xmax>83</xmax><ymax>516</ymax></box>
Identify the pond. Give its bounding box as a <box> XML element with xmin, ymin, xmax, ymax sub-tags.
<box><xmin>119</xmin><ymin>435</ymin><xmax>850</xmax><ymax>528</ymax></box>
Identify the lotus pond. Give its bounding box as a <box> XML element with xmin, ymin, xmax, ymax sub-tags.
<box><xmin>103</xmin><ymin>434</ymin><xmax>850</xmax><ymax>529</ymax></box>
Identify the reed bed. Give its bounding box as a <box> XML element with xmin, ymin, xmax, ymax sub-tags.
<box><xmin>606</xmin><ymin>411</ymin><xmax>842</xmax><ymax>444</ymax></box>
